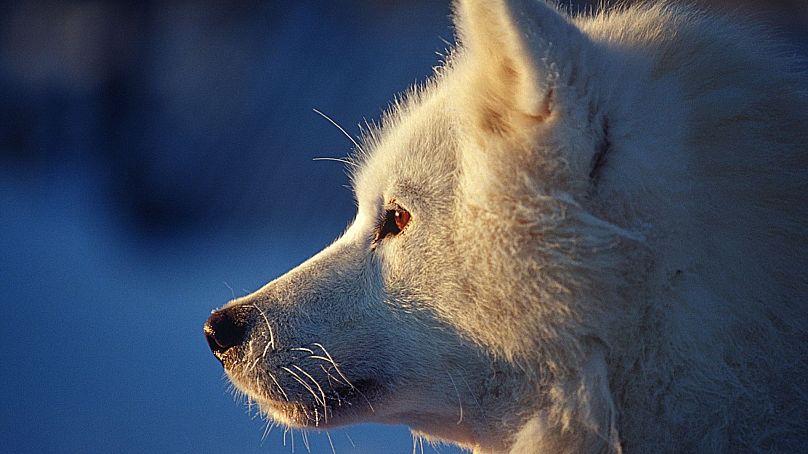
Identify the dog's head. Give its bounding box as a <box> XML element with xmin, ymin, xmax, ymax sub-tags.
<box><xmin>205</xmin><ymin>1</ymin><xmax>636</xmax><ymax>450</ymax></box>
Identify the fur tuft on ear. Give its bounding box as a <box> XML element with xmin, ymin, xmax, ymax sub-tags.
<box><xmin>453</xmin><ymin>0</ymin><xmax>591</xmax><ymax>137</ymax></box>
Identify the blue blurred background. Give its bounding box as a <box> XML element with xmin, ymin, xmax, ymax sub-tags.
<box><xmin>0</xmin><ymin>1</ymin><xmax>805</xmax><ymax>453</ymax></box>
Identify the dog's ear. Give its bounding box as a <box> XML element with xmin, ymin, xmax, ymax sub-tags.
<box><xmin>453</xmin><ymin>0</ymin><xmax>591</xmax><ymax>139</ymax></box>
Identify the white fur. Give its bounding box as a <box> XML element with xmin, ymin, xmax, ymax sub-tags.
<box><xmin>216</xmin><ymin>1</ymin><xmax>808</xmax><ymax>452</ymax></box>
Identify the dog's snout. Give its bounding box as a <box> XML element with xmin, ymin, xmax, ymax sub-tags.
<box><xmin>204</xmin><ymin>306</ymin><xmax>253</xmax><ymax>359</ymax></box>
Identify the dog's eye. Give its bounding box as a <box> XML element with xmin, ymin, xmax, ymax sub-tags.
<box><xmin>394</xmin><ymin>207</ymin><xmax>410</xmax><ymax>231</ymax></box>
<box><xmin>375</xmin><ymin>204</ymin><xmax>410</xmax><ymax>243</ymax></box>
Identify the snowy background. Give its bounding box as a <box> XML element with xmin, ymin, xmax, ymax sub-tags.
<box><xmin>1</xmin><ymin>1</ymin><xmax>805</xmax><ymax>453</ymax></box>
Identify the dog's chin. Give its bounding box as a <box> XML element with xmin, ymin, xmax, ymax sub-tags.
<box><xmin>232</xmin><ymin>372</ymin><xmax>387</xmax><ymax>429</ymax></box>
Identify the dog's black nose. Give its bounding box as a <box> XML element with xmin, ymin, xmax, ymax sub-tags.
<box><xmin>204</xmin><ymin>306</ymin><xmax>253</xmax><ymax>357</ymax></box>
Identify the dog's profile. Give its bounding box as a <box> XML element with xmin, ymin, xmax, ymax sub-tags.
<box><xmin>204</xmin><ymin>1</ymin><xmax>808</xmax><ymax>452</ymax></box>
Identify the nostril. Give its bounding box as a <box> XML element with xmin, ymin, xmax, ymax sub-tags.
<box><xmin>204</xmin><ymin>307</ymin><xmax>251</xmax><ymax>356</ymax></box>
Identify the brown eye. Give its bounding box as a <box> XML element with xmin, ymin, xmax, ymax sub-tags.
<box><xmin>375</xmin><ymin>204</ymin><xmax>410</xmax><ymax>243</ymax></box>
<box><xmin>394</xmin><ymin>207</ymin><xmax>410</xmax><ymax>231</ymax></box>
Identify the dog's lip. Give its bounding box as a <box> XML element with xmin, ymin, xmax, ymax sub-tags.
<box><xmin>256</xmin><ymin>377</ymin><xmax>386</xmax><ymax>427</ymax></box>
<box><xmin>288</xmin><ymin>377</ymin><xmax>383</xmax><ymax>408</ymax></box>
<box><xmin>330</xmin><ymin>378</ymin><xmax>383</xmax><ymax>402</ymax></box>
<box><xmin>315</xmin><ymin>378</ymin><xmax>386</xmax><ymax>425</ymax></box>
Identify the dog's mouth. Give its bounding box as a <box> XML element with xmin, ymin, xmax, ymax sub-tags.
<box><xmin>228</xmin><ymin>360</ymin><xmax>387</xmax><ymax>429</ymax></box>
<box><xmin>269</xmin><ymin>378</ymin><xmax>385</xmax><ymax>428</ymax></box>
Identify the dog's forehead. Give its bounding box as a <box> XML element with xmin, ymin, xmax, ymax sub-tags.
<box><xmin>354</xmin><ymin>88</ymin><xmax>458</xmax><ymax>206</ymax></box>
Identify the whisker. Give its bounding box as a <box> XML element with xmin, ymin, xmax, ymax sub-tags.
<box><xmin>458</xmin><ymin>372</ymin><xmax>487</xmax><ymax>422</ymax></box>
<box><xmin>310</xmin><ymin>344</ymin><xmax>355</xmax><ymax>389</ymax></box>
<box><xmin>312</xmin><ymin>157</ymin><xmax>357</xmax><ymax>167</ymax></box>
<box><xmin>318</xmin><ymin>364</ymin><xmax>348</xmax><ymax>387</ymax></box>
<box><xmin>306</xmin><ymin>354</ymin><xmax>332</xmax><ymax>363</ymax></box>
<box><xmin>312</xmin><ymin>108</ymin><xmax>364</xmax><ymax>153</ymax></box>
<box><xmin>246</xmin><ymin>338</ymin><xmax>254</xmax><ymax>362</ymax></box>
<box><xmin>445</xmin><ymin>370</ymin><xmax>464</xmax><ymax>424</ymax></box>
<box><xmin>289</xmin><ymin>373</ymin><xmax>320</xmax><ymax>406</ymax></box>
<box><xmin>292</xmin><ymin>365</ymin><xmax>329</xmax><ymax>422</ymax></box>
<box><xmin>250</xmin><ymin>304</ymin><xmax>275</xmax><ymax>349</ymax></box>
<box><xmin>267</xmin><ymin>371</ymin><xmax>290</xmax><ymax>401</ymax></box>
<box><xmin>249</xmin><ymin>354</ymin><xmax>260</xmax><ymax>371</ymax></box>
<box><xmin>344</xmin><ymin>432</ymin><xmax>356</xmax><ymax>448</ymax></box>
<box><xmin>222</xmin><ymin>281</ymin><xmax>235</xmax><ymax>300</ymax></box>
<box><xmin>283</xmin><ymin>366</ymin><xmax>325</xmax><ymax>407</ymax></box>
<box><xmin>325</xmin><ymin>431</ymin><xmax>337</xmax><ymax>454</ymax></box>
<box><xmin>261</xmin><ymin>421</ymin><xmax>276</xmax><ymax>444</ymax></box>
<box><xmin>311</xmin><ymin>342</ymin><xmax>375</xmax><ymax>413</ymax></box>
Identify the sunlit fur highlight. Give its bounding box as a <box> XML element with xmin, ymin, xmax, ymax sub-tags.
<box><xmin>215</xmin><ymin>1</ymin><xmax>807</xmax><ymax>452</ymax></box>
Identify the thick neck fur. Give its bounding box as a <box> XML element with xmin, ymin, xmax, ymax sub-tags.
<box><xmin>453</xmin><ymin>3</ymin><xmax>808</xmax><ymax>453</ymax></box>
<box><xmin>578</xmin><ymin>5</ymin><xmax>808</xmax><ymax>452</ymax></box>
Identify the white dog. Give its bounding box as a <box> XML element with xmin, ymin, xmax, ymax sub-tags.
<box><xmin>205</xmin><ymin>1</ymin><xmax>808</xmax><ymax>452</ymax></box>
